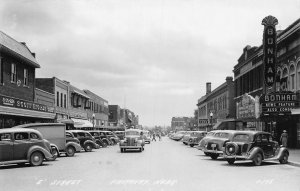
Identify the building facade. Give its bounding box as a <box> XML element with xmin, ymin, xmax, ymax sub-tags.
<box><xmin>197</xmin><ymin>77</ymin><xmax>236</xmax><ymax>131</ymax></box>
<box><xmin>84</xmin><ymin>89</ymin><xmax>109</xmax><ymax>129</ymax></box>
<box><xmin>0</xmin><ymin>31</ymin><xmax>55</xmax><ymax>128</ymax></box>
<box><xmin>233</xmin><ymin>18</ymin><xmax>300</xmax><ymax>147</ymax></box>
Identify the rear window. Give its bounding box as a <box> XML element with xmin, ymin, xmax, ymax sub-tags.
<box><xmin>0</xmin><ymin>133</ymin><xmax>12</xmax><ymax>141</ymax></box>
<box><xmin>14</xmin><ymin>132</ymin><xmax>29</xmax><ymax>140</ymax></box>
<box><xmin>125</xmin><ymin>131</ymin><xmax>140</xmax><ymax>136</ymax></box>
<box><xmin>232</xmin><ymin>134</ymin><xmax>250</xmax><ymax>142</ymax></box>
<box><xmin>214</xmin><ymin>132</ymin><xmax>230</xmax><ymax>138</ymax></box>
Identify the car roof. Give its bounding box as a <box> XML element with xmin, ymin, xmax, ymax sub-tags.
<box><xmin>233</xmin><ymin>131</ymin><xmax>270</xmax><ymax>136</ymax></box>
<box><xmin>0</xmin><ymin>128</ymin><xmax>43</xmax><ymax>136</ymax></box>
<box><xmin>12</xmin><ymin>123</ymin><xmax>65</xmax><ymax>128</ymax></box>
<box><xmin>67</xmin><ymin>130</ymin><xmax>88</xmax><ymax>133</ymax></box>
<box><xmin>125</xmin><ymin>129</ymin><xmax>142</xmax><ymax>132</ymax></box>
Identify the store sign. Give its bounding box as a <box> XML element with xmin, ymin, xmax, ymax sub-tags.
<box><xmin>262</xmin><ymin>15</ymin><xmax>278</xmax><ymax>88</ymax></box>
<box><xmin>260</xmin><ymin>92</ymin><xmax>299</xmax><ymax>115</ymax></box>
<box><xmin>237</xmin><ymin>94</ymin><xmax>256</xmax><ymax>119</ymax></box>
<box><xmin>0</xmin><ymin>95</ymin><xmax>51</xmax><ymax>112</ymax></box>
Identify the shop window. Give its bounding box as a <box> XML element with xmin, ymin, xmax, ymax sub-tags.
<box><xmin>11</xmin><ymin>63</ymin><xmax>17</xmax><ymax>83</ymax></box>
<box><xmin>24</xmin><ymin>68</ymin><xmax>28</xmax><ymax>86</ymax></box>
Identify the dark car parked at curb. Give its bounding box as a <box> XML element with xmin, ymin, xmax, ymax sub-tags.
<box><xmin>66</xmin><ymin>130</ymin><xmax>99</xmax><ymax>152</ymax></box>
<box><xmin>0</xmin><ymin>128</ymin><xmax>53</xmax><ymax>166</ymax></box>
<box><xmin>224</xmin><ymin>131</ymin><xmax>289</xmax><ymax>166</ymax></box>
<box><xmin>99</xmin><ymin>131</ymin><xmax>119</xmax><ymax>145</ymax></box>
<box><xmin>88</xmin><ymin>131</ymin><xmax>108</xmax><ymax>148</ymax></box>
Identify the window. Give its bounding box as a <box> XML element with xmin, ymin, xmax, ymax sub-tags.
<box><xmin>60</xmin><ymin>93</ymin><xmax>63</xmax><ymax>107</ymax></box>
<box><xmin>56</xmin><ymin>92</ymin><xmax>60</xmax><ymax>107</ymax></box>
<box><xmin>11</xmin><ymin>63</ymin><xmax>17</xmax><ymax>83</ymax></box>
<box><xmin>64</xmin><ymin>94</ymin><xmax>67</xmax><ymax>108</ymax></box>
<box><xmin>289</xmin><ymin>65</ymin><xmax>295</xmax><ymax>91</ymax></box>
<box><xmin>30</xmin><ymin>133</ymin><xmax>39</xmax><ymax>140</ymax></box>
<box><xmin>14</xmin><ymin>132</ymin><xmax>29</xmax><ymax>140</ymax></box>
<box><xmin>297</xmin><ymin>63</ymin><xmax>300</xmax><ymax>90</ymax></box>
<box><xmin>24</xmin><ymin>68</ymin><xmax>28</xmax><ymax>86</ymax></box>
<box><xmin>0</xmin><ymin>133</ymin><xmax>12</xmax><ymax>141</ymax></box>
<box><xmin>0</xmin><ymin>57</ymin><xmax>3</xmax><ymax>84</ymax></box>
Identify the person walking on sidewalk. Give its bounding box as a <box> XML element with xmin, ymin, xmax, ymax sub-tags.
<box><xmin>280</xmin><ymin>130</ymin><xmax>288</xmax><ymax>147</ymax></box>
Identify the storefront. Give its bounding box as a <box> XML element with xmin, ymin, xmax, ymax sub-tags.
<box><xmin>0</xmin><ymin>95</ymin><xmax>55</xmax><ymax>128</ymax></box>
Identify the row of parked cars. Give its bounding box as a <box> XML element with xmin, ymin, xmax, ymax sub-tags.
<box><xmin>0</xmin><ymin>123</ymin><xmax>124</xmax><ymax>167</ymax></box>
<box><xmin>169</xmin><ymin>129</ymin><xmax>289</xmax><ymax>166</ymax></box>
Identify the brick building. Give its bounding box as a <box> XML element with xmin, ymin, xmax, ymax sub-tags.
<box><xmin>0</xmin><ymin>31</ymin><xmax>55</xmax><ymax>128</ymax></box>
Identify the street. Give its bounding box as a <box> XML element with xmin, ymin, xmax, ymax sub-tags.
<box><xmin>1</xmin><ymin>137</ymin><xmax>300</xmax><ymax>191</ymax></box>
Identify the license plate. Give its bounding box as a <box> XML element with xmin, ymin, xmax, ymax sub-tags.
<box><xmin>211</xmin><ymin>144</ymin><xmax>216</xmax><ymax>148</ymax></box>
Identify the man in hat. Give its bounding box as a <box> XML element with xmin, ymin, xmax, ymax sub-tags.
<box><xmin>280</xmin><ymin>130</ymin><xmax>288</xmax><ymax>147</ymax></box>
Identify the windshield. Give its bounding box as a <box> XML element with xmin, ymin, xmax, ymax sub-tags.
<box><xmin>232</xmin><ymin>134</ymin><xmax>251</xmax><ymax>142</ymax></box>
<box><xmin>125</xmin><ymin>131</ymin><xmax>140</xmax><ymax>136</ymax></box>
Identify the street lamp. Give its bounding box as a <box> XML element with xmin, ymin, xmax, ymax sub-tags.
<box><xmin>92</xmin><ymin>113</ymin><xmax>95</xmax><ymax>130</ymax></box>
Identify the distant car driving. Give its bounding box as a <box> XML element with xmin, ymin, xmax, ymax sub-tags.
<box><xmin>119</xmin><ymin>129</ymin><xmax>145</xmax><ymax>152</ymax></box>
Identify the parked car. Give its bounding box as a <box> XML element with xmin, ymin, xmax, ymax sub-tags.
<box><xmin>119</xmin><ymin>129</ymin><xmax>145</xmax><ymax>152</ymax></box>
<box><xmin>97</xmin><ymin>131</ymin><xmax>113</xmax><ymax>145</ymax></box>
<box><xmin>197</xmin><ymin>130</ymin><xmax>218</xmax><ymax>154</ymax></box>
<box><xmin>88</xmin><ymin>131</ymin><xmax>108</xmax><ymax>148</ymax></box>
<box><xmin>67</xmin><ymin>130</ymin><xmax>99</xmax><ymax>152</ymax></box>
<box><xmin>224</xmin><ymin>131</ymin><xmax>289</xmax><ymax>166</ymax></box>
<box><xmin>104</xmin><ymin>131</ymin><xmax>120</xmax><ymax>144</ymax></box>
<box><xmin>171</xmin><ymin>131</ymin><xmax>187</xmax><ymax>141</ymax></box>
<box><xmin>0</xmin><ymin>128</ymin><xmax>53</xmax><ymax>166</ymax></box>
<box><xmin>114</xmin><ymin>131</ymin><xmax>125</xmax><ymax>140</ymax></box>
<box><xmin>182</xmin><ymin>131</ymin><xmax>194</xmax><ymax>145</ymax></box>
<box><xmin>187</xmin><ymin>131</ymin><xmax>207</xmax><ymax>147</ymax></box>
<box><xmin>201</xmin><ymin>130</ymin><xmax>237</xmax><ymax>160</ymax></box>
<box><xmin>14</xmin><ymin>123</ymin><xmax>81</xmax><ymax>158</ymax></box>
<box><xmin>65</xmin><ymin>131</ymin><xmax>82</xmax><ymax>153</ymax></box>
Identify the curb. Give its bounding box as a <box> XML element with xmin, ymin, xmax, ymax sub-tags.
<box><xmin>288</xmin><ymin>161</ymin><xmax>300</xmax><ymax>167</ymax></box>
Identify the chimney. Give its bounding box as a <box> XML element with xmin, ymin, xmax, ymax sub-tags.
<box><xmin>206</xmin><ymin>82</ymin><xmax>211</xmax><ymax>95</ymax></box>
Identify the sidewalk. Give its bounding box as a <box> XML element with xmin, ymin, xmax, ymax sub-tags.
<box><xmin>288</xmin><ymin>148</ymin><xmax>300</xmax><ymax>167</ymax></box>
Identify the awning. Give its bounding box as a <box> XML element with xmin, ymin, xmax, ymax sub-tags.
<box><xmin>0</xmin><ymin>105</ymin><xmax>55</xmax><ymax>119</ymax></box>
<box><xmin>73</xmin><ymin>90</ymin><xmax>90</xmax><ymax>99</ymax></box>
<box><xmin>71</xmin><ymin>118</ymin><xmax>93</xmax><ymax>128</ymax></box>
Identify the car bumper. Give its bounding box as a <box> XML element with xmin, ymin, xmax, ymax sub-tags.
<box><xmin>120</xmin><ymin>146</ymin><xmax>143</xmax><ymax>149</ymax></box>
<box><xmin>201</xmin><ymin>148</ymin><xmax>224</xmax><ymax>154</ymax></box>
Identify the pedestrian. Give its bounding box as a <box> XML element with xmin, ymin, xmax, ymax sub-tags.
<box><xmin>157</xmin><ymin>132</ymin><xmax>161</xmax><ymax>141</ymax></box>
<box><xmin>152</xmin><ymin>133</ymin><xmax>156</xmax><ymax>141</ymax></box>
<box><xmin>280</xmin><ymin>130</ymin><xmax>288</xmax><ymax>147</ymax></box>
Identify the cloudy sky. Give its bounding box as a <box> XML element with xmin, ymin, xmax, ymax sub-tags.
<box><xmin>0</xmin><ymin>0</ymin><xmax>299</xmax><ymax>126</ymax></box>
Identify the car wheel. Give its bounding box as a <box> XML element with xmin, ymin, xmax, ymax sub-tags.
<box><xmin>30</xmin><ymin>152</ymin><xmax>44</xmax><ymax>166</ymax></box>
<box><xmin>84</xmin><ymin>144</ymin><xmax>93</xmax><ymax>152</ymax></box>
<box><xmin>279</xmin><ymin>152</ymin><xmax>289</xmax><ymax>164</ymax></box>
<box><xmin>210</xmin><ymin>154</ymin><xmax>219</xmax><ymax>160</ymax></box>
<box><xmin>227</xmin><ymin>158</ymin><xmax>235</xmax><ymax>165</ymax></box>
<box><xmin>66</xmin><ymin>146</ymin><xmax>75</xmax><ymax>157</ymax></box>
<box><xmin>51</xmin><ymin>147</ymin><xmax>59</xmax><ymax>160</ymax></box>
<box><xmin>102</xmin><ymin>142</ymin><xmax>108</xmax><ymax>148</ymax></box>
<box><xmin>252</xmin><ymin>153</ymin><xmax>263</xmax><ymax>166</ymax></box>
<box><xmin>120</xmin><ymin>148</ymin><xmax>124</xmax><ymax>153</ymax></box>
<box><xmin>190</xmin><ymin>144</ymin><xmax>194</xmax><ymax>147</ymax></box>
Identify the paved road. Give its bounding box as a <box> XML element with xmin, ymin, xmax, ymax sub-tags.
<box><xmin>1</xmin><ymin>137</ymin><xmax>300</xmax><ymax>191</ymax></box>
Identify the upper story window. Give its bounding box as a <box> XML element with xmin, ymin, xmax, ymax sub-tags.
<box><xmin>64</xmin><ymin>94</ymin><xmax>67</xmax><ymax>108</ymax></box>
<box><xmin>11</xmin><ymin>63</ymin><xmax>17</xmax><ymax>83</ymax></box>
<box><xmin>0</xmin><ymin>57</ymin><xmax>3</xmax><ymax>84</ymax></box>
<box><xmin>56</xmin><ymin>92</ymin><xmax>59</xmax><ymax>107</ymax></box>
<box><xmin>289</xmin><ymin>64</ymin><xmax>295</xmax><ymax>91</ymax></box>
<box><xmin>24</xmin><ymin>68</ymin><xmax>28</xmax><ymax>86</ymax></box>
<box><xmin>60</xmin><ymin>93</ymin><xmax>63</xmax><ymax>107</ymax></box>
<box><xmin>297</xmin><ymin>63</ymin><xmax>300</xmax><ymax>91</ymax></box>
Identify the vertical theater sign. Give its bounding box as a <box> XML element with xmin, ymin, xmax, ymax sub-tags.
<box><xmin>262</xmin><ymin>15</ymin><xmax>278</xmax><ymax>89</ymax></box>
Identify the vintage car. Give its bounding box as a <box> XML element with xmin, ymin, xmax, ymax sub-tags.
<box><xmin>114</xmin><ymin>131</ymin><xmax>125</xmax><ymax>140</ymax></box>
<box><xmin>65</xmin><ymin>131</ymin><xmax>82</xmax><ymax>152</ymax></box>
<box><xmin>201</xmin><ymin>130</ymin><xmax>237</xmax><ymax>159</ymax></box>
<box><xmin>119</xmin><ymin>129</ymin><xmax>145</xmax><ymax>152</ymax></box>
<box><xmin>14</xmin><ymin>123</ymin><xmax>82</xmax><ymax>158</ymax></box>
<box><xmin>187</xmin><ymin>131</ymin><xmax>207</xmax><ymax>147</ymax></box>
<box><xmin>98</xmin><ymin>131</ymin><xmax>119</xmax><ymax>145</ymax></box>
<box><xmin>0</xmin><ymin>128</ymin><xmax>53</xmax><ymax>166</ymax></box>
<box><xmin>171</xmin><ymin>131</ymin><xmax>187</xmax><ymax>141</ymax></box>
<box><xmin>182</xmin><ymin>131</ymin><xmax>194</xmax><ymax>145</ymax></box>
<box><xmin>224</xmin><ymin>131</ymin><xmax>289</xmax><ymax>166</ymax></box>
<box><xmin>197</xmin><ymin>130</ymin><xmax>218</xmax><ymax>152</ymax></box>
<box><xmin>88</xmin><ymin>131</ymin><xmax>108</xmax><ymax>148</ymax></box>
<box><xmin>66</xmin><ymin>130</ymin><xmax>99</xmax><ymax>152</ymax></box>
<box><xmin>143</xmin><ymin>130</ymin><xmax>151</xmax><ymax>144</ymax></box>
